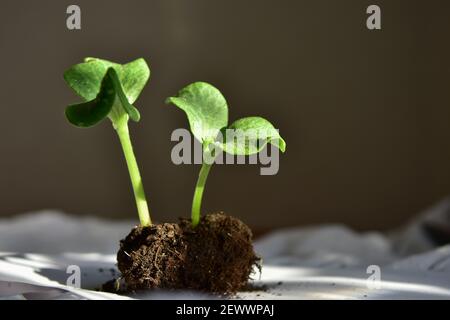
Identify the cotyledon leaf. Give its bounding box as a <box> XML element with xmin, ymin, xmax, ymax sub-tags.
<box><xmin>219</xmin><ymin>116</ymin><xmax>286</xmax><ymax>155</ymax></box>
<box><xmin>65</xmin><ymin>68</ymin><xmax>116</xmax><ymax>128</ymax></box>
<box><xmin>121</xmin><ymin>58</ymin><xmax>150</xmax><ymax>104</ymax></box>
<box><xmin>166</xmin><ymin>82</ymin><xmax>228</xmax><ymax>145</ymax></box>
<box><xmin>108</xmin><ymin>68</ymin><xmax>140</xmax><ymax>122</ymax></box>
<box><xmin>64</xmin><ymin>58</ymin><xmax>149</xmax><ymax>122</ymax></box>
<box><xmin>63</xmin><ymin>58</ymin><xmax>115</xmax><ymax>101</ymax></box>
<box><xmin>74</xmin><ymin>57</ymin><xmax>150</xmax><ymax>104</ymax></box>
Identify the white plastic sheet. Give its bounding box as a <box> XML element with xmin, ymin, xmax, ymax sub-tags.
<box><xmin>1</xmin><ymin>199</ymin><xmax>450</xmax><ymax>300</ymax></box>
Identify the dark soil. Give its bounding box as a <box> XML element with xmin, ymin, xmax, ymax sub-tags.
<box><xmin>117</xmin><ymin>223</ymin><xmax>187</xmax><ymax>291</ymax></box>
<box><xmin>180</xmin><ymin>213</ymin><xmax>260</xmax><ymax>293</ymax></box>
<box><xmin>113</xmin><ymin>212</ymin><xmax>260</xmax><ymax>294</ymax></box>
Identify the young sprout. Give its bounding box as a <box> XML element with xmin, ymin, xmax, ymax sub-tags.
<box><xmin>63</xmin><ymin>57</ymin><xmax>152</xmax><ymax>226</ymax></box>
<box><xmin>166</xmin><ymin>82</ymin><xmax>286</xmax><ymax>227</ymax></box>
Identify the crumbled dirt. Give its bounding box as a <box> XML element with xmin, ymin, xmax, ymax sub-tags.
<box><xmin>116</xmin><ymin>223</ymin><xmax>187</xmax><ymax>291</ymax></box>
<box><xmin>112</xmin><ymin>212</ymin><xmax>260</xmax><ymax>294</ymax></box>
<box><xmin>180</xmin><ymin>213</ymin><xmax>260</xmax><ymax>293</ymax></box>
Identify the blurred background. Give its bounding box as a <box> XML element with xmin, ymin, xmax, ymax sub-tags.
<box><xmin>0</xmin><ymin>0</ymin><xmax>449</xmax><ymax>232</ymax></box>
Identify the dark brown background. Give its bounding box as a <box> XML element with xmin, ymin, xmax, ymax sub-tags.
<box><xmin>0</xmin><ymin>0</ymin><xmax>449</xmax><ymax>230</ymax></box>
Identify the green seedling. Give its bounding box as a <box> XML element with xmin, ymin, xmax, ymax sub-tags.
<box><xmin>166</xmin><ymin>82</ymin><xmax>286</xmax><ymax>227</ymax></box>
<box><xmin>63</xmin><ymin>57</ymin><xmax>152</xmax><ymax>226</ymax></box>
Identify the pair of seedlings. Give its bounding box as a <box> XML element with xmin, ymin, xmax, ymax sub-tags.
<box><xmin>64</xmin><ymin>57</ymin><xmax>286</xmax><ymax>229</ymax></box>
<box><xmin>65</xmin><ymin>57</ymin><xmax>286</xmax><ymax>292</ymax></box>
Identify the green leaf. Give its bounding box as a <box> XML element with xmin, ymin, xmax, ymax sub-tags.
<box><xmin>108</xmin><ymin>68</ymin><xmax>140</xmax><ymax>122</ymax></box>
<box><xmin>121</xmin><ymin>58</ymin><xmax>150</xmax><ymax>104</ymax></box>
<box><xmin>166</xmin><ymin>82</ymin><xmax>228</xmax><ymax>145</ymax></box>
<box><xmin>220</xmin><ymin>116</ymin><xmax>286</xmax><ymax>155</ymax></box>
<box><xmin>65</xmin><ymin>69</ymin><xmax>116</xmax><ymax>127</ymax></box>
<box><xmin>64</xmin><ymin>57</ymin><xmax>149</xmax><ymax>122</ymax></box>
<box><xmin>64</xmin><ymin>57</ymin><xmax>150</xmax><ymax>104</ymax></box>
<box><xmin>64</xmin><ymin>58</ymin><xmax>117</xmax><ymax>101</ymax></box>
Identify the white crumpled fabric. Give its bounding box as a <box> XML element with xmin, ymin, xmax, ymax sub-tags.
<box><xmin>1</xmin><ymin>198</ymin><xmax>450</xmax><ymax>300</ymax></box>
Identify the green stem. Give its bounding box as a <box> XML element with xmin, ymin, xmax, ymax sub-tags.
<box><xmin>115</xmin><ymin>121</ymin><xmax>151</xmax><ymax>226</ymax></box>
<box><xmin>191</xmin><ymin>162</ymin><xmax>212</xmax><ymax>227</ymax></box>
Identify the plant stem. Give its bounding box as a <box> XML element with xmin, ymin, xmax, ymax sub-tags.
<box><xmin>115</xmin><ymin>121</ymin><xmax>151</xmax><ymax>226</ymax></box>
<box><xmin>191</xmin><ymin>162</ymin><xmax>212</xmax><ymax>227</ymax></box>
